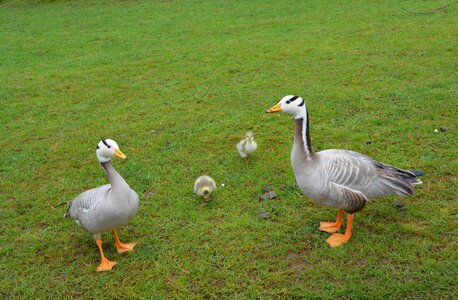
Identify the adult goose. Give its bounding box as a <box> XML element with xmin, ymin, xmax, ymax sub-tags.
<box><xmin>65</xmin><ymin>139</ymin><xmax>139</xmax><ymax>271</ymax></box>
<box><xmin>267</xmin><ymin>95</ymin><xmax>424</xmax><ymax>247</ymax></box>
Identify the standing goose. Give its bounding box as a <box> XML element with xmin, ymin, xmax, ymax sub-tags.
<box><xmin>267</xmin><ymin>95</ymin><xmax>424</xmax><ymax>247</ymax></box>
<box><xmin>65</xmin><ymin>139</ymin><xmax>139</xmax><ymax>271</ymax></box>
<box><xmin>236</xmin><ymin>132</ymin><xmax>258</xmax><ymax>158</ymax></box>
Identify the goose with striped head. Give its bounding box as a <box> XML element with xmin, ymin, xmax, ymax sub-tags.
<box><xmin>267</xmin><ymin>95</ymin><xmax>424</xmax><ymax>247</ymax></box>
<box><xmin>65</xmin><ymin>139</ymin><xmax>139</xmax><ymax>271</ymax></box>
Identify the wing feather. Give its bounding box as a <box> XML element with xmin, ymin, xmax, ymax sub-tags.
<box><xmin>66</xmin><ymin>184</ymin><xmax>111</xmax><ymax>220</ymax></box>
<box><xmin>320</xmin><ymin>150</ymin><xmax>418</xmax><ymax>199</ymax></box>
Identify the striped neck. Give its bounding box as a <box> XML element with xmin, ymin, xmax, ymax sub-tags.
<box><xmin>294</xmin><ymin>110</ymin><xmax>313</xmax><ymax>161</ymax></box>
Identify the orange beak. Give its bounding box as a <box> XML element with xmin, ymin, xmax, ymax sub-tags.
<box><xmin>266</xmin><ymin>103</ymin><xmax>282</xmax><ymax>113</ymax></box>
<box><xmin>114</xmin><ymin>148</ymin><xmax>128</xmax><ymax>160</ymax></box>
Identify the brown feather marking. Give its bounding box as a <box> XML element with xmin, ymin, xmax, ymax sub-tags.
<box><xmin>342</xmin><ymin>188</ymin><xmax>367</xmax><ymax>214</ymax></box>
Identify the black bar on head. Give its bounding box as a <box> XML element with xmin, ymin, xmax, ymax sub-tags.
<box><xmin>298</xmin><ymin>99</ymin><xmax>305</xmax><ymax>107</ymax></box>
<box><xmin>289</xmin><ymin>96</ymin><xmax>299</xmax><ymax>102</ymax></box>
<box><xmin>102</xmin><ymin>139</ymin><xmax>111</xmax><ymax>148</ymax></box>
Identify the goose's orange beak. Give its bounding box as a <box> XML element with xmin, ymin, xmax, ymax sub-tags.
<box><xmin>114</xmin><ymin>149</ymin><xmax>128</xmax><ymax>160</ymax></box>
<box><xmin>266</xmin><ymin>103</ymin><xmax>282</xmax><ymax>113</ymax></box>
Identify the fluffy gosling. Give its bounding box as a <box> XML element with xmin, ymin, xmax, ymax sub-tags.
<box><xmin>236</xmin><ymin>131</ymin><xmax>257</xmax><ymax>158</ymax></box>
<box><xmin>194</xmin><ymin>175</ymin><xmax>217</xmax><ymax>200</ymax></box>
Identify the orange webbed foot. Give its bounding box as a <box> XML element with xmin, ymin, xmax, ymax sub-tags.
<box><xmin>320</xmin><ymin>209</ymin><xmax>344</xmax><ymax>233</ymax></box>
<box><xmin>116</xmin><ymin>242</ymin><xmax>137</xmax><ymax>253</ymax></box>
<box><xmin>319</xmin><ymin>221</ymin><xmax>343</xmax><ymax>233</ymax></box>
<box><xmin>97</xmin><ymin>257</ymin><xmax>117</xmax><ymax>272</ymax></box>
<box><xmin>324</xmin><ymin>212</ymin><xmax>354</xmax><ymax>248</ymax></box>
<box><xmin>326</xmin><ymin>233</ymin><xmax>351</xmax><ymax>248</ymax></box>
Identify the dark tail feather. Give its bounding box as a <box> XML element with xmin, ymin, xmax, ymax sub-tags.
<box><xmin>374</xmin><ymin>162</ymin><xmax>424</xmax><ymax>190</ymax></box>
<box><xmin>388</xmin><ymin>168</ymin><xmax>423</xmax><ymax>182</ymax></box>
<box><xmin>402</xmin><ymin>169</ymin><xmax>424</xmax><ymax>186</ymax></box>
<box><xmin>410</xmin><ymin>170</ymin><xmax>425</xmax><ymax>177</ymax></box>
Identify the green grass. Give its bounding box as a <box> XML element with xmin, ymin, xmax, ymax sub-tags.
<box><xmin>0</xmin><ymin>0</ymin><xmax>457</xmax><ymax>298</ymax></box>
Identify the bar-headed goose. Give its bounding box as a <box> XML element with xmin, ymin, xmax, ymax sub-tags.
<box><xmin>65</xmin><ymin>139</ymin><xmax>139</xmax><ymax>271</ymax></box>
<box><xmin>267</xmin><ymin>95</ymin><xmax>424</xmax><ymax>247</ymax></box>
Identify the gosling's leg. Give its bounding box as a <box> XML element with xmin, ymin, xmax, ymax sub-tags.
<box><xmin>326</xmin><ymin>214</ymin><xmax>354</xmax><ymax>248</ymax></box>
<box><xmin>95</xmin><ymin>237</ymin><xmax>117</xmax><ymax>272</ymax></box>
<box><xmin>113</xmin><ymin>230</ymin><xmax>136</xmax><ymax>253</ymax></box>
<box><xmin>319</xmin><ymin>209</ymin><xmax>343</xmax><ymax>233</ymax></box>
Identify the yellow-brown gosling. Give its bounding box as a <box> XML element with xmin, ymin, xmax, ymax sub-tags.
<box><xmin>194</xmin><ymin>175</ymin><xmax>217</xmax><ymax>200</ymax></box>
<box><xmin>236</xmin><ymin>131</ymin><xmax>257</xmax><ymax>158</ymax></box>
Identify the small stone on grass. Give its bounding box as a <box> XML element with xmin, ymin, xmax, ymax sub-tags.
<box><xmin>440</xmin><ymin>127</ymin><xmax>448</xmax><ymax>132</ymax></box>
<box><xmin>259</xmin><ymin>191</ymin><xmax>277</xmax><ymax>200</ymax></box>
<box><xmin>259</xmin><ymin>211</ymin><xmax>269</xmax><ymax>219</ymax></box>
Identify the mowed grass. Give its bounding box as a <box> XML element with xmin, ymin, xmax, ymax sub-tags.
<box><xmin>0</xmin><ymin>0</ymin><xmax>457</xmax><ymax>298</ymax></box>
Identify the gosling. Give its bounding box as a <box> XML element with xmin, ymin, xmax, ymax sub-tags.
<box><xmin>194</xmin><ymin>175</ymin><xmax>217</xmax><ymax>200</ymax></box>
<box><xmin>236</xmin><ymin>131</ymin><xmax>257</xmax><ymax>158</ymax></box>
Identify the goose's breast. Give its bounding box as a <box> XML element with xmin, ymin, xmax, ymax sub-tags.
<box><xmin>113</xmin><ymin>189</ymin><xmax>139</xmax><ymax>221</ymax></box>
<box><xmin>88</xmin><ymin>190</ymin><xmax>139</xmax><ymax>233</ymax></box>
<box><xmin>292</xmin><ymin>160</ymin><xmax>329</xmax><ymax>203</ymax></box>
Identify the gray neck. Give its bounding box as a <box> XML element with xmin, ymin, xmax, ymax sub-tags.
<box><xmin>294</xmin><ymin>113</ymin><xmax>313</xmax><ymax>162</ymax></box>
<box><xmin>101</xmin><ymin>161</ymin><xmax>128</xmax><ymax>191</ymax></box>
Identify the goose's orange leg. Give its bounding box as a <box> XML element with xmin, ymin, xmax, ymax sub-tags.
<box><xmin>319</xmin><ymin>209</ymin><xmax>343</xmax><ymax>233</ymax></box>
<box><xmin>96</xmin><ymin>239</ymin><xmax>117</xmax><ymax>272</ymax></box>
<box><xmin>113</xmin><ymin>230</ymin><xmax>136</xmax><ymax>253</ymax></box>
<box><xmin>326</xmin><ymin>214</ymin><xmax>354</xmax><ymax>248</ymax></box>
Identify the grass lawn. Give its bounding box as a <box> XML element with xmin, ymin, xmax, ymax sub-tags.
<box><xmin>0</xmin><ymin>0</ymin><xmax>457</xmax><ymax>298</ymax></box>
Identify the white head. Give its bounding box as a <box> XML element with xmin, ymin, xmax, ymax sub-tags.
<box><xmin>96</xmin><ymin>139</ymin><xmax>128</xmax><ymax>163</ymax></box>
<box><xmin>266</xmin><ymin>95</ymin><xmax>306</xmax><ymax>119</ymax></box>
<box><xmin>246</xmin><ymin>132</ymin><xmax>254</xmax><ymax>140</ymax></box>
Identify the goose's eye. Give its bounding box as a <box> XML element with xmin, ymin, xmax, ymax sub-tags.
<box><xmin>286</xmin><ymin>100</ymin><xmax>291</xmax><ymax>104</ymax></box>
<box><xmin>96</xmin><ymin>145</ymin><xmax>100</xmax><ymax>149</ymax></box>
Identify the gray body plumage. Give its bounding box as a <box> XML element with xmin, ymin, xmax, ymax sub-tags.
<box><xmin>66</xmin><ymin>161</ymin><xmax>139</xmax><ymax>235</ymax></box>
<box><xmin>291</xmin><ymin>118</ymin><xmax>423</xmax><ymax>213</ymax></box>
